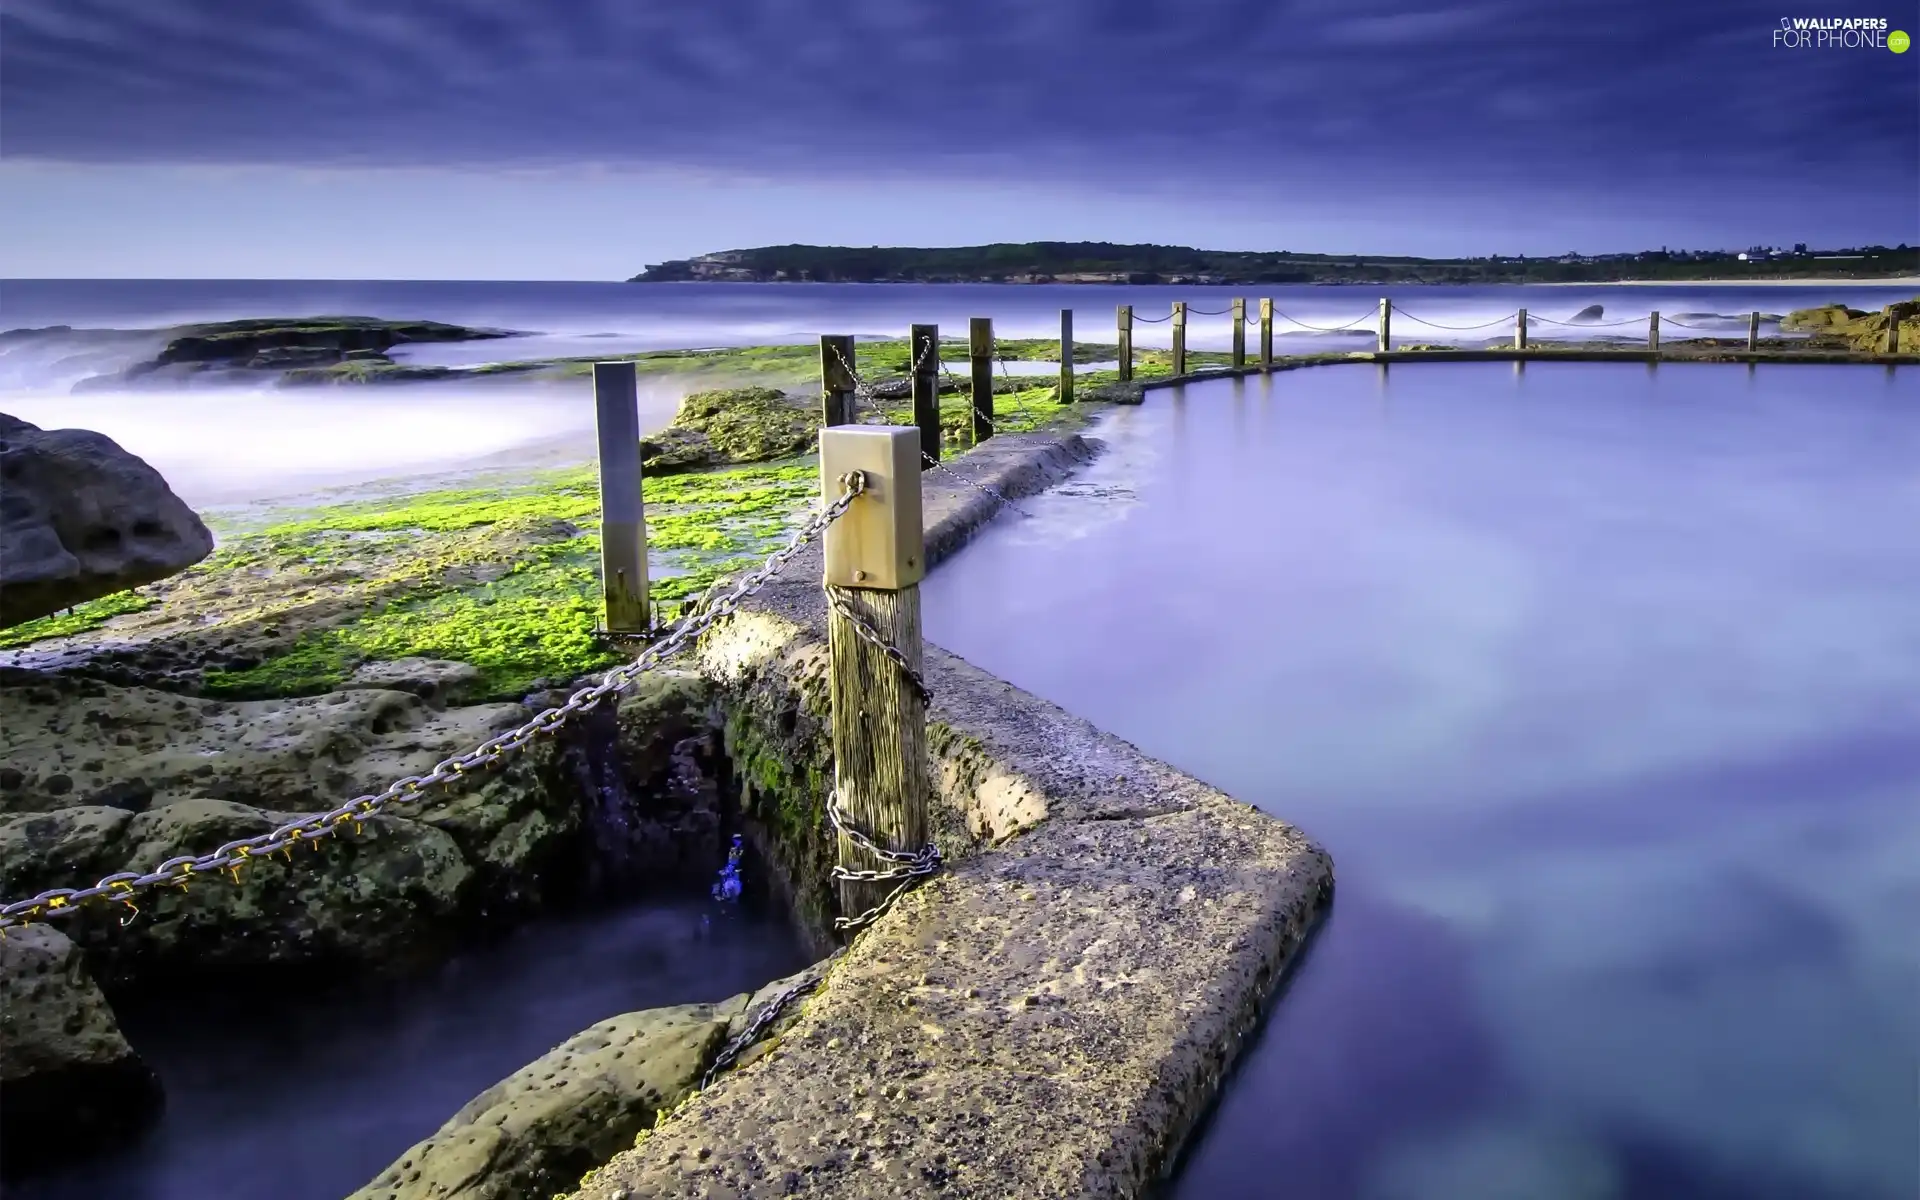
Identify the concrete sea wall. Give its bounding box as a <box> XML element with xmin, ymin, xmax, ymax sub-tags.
<box><xmin>573</xmin><ymin>430</ymin><xmax>1336</xmax><ymax>1199</ymax></box>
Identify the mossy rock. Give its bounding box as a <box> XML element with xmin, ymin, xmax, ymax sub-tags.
<box><xmin>641</xmin><ymin>387</ymin><xmax>820</xmax><ymax>475</ymax></box>
<box><xmin>1781</xmin><ymin>303</ymin><xmax>1870</xmax><ymax>331</ymax></box>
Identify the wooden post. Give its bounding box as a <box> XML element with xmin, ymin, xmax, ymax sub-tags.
<box><xmin>593</xmin><ymin>361</ymin><xmax>649</xmax><ymax>634</ymax></box>
<box><xmin>819</xmin><ymin>426</ymin><xmax>928</xmax><ymax>930</ymax></box>
<box><xmin>821</xmin><ymin>335</ymin><xmax>856</xmax><ymax>426</ymax></box>
<box><xmin>1515</xmin><ymin>308</ymin><xmax>1528</xmax><ymax>350</ymax></box>
<box><xmin>968</xmin><ymin>317</ymin><xmax>994</xmax><ymax>443</ymax></box>
<box><xmin>910</xmin><ymin>323</ymin><xmax>941</xmax><ymax>461</ymax></box>
<box><xmin>1259</xmin><ymin>298</ymin><xmax>1274</xmax><ymax>370</ymax></box>
<box><xmin>1748</xmin><ymin>311</ymin><xmax>1760</xmax><ymax>352</ymax></box>
<box><xmin>1377</xmin><ymin>298</ymin><xmax>1392</xmax><ymax>353</ymax></box>
<box><xmin>1231</xmin><ymin>298</ymin><xmax>1246</xmax><ymax>369</ymax></box>
<box><xmin>1058</xmin><ymin>308</ymin><xmax>1074</xmax><ymax>404</ymax></box>
<box><xmin>1886</xmin><ymin>315</ymin><xmax>1900</xmax><ymax>354</ymax></box>
<box><xmin>1648</xmin><ymin>311</ymin><xmax>1661</xmax><ymax>353</ymax></box>
<box><xmin>1171</xmin><ymin>302</ymin><xmax>1187</xmax><ymax>376</ymax></box>
<box><xmin>1118</xmin><ymin>304</ymin><xmax>1134</xmax><ymax>382</ymax></box>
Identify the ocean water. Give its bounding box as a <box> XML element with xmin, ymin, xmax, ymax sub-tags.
<box><xmin>0</xmin><ymin>278</ymin><xmax>1908</xmax><ymax>506</ymax></box>
<box><xmin>920</xmin><ymin>362</ymin><xmax>1920</xmax><ymax>1200</ymax></box>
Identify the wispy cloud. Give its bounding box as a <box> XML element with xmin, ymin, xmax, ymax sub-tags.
<box><xmin>0</xmin><ymin>0</ymin><xmax>1912</xmax><ymax>236</ymax></box>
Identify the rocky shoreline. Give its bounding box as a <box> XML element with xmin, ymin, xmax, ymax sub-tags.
<box><xmin>1</xmin><ymin>298</ymin><xmax>1909</xmax><ymax>1196</ymax></box>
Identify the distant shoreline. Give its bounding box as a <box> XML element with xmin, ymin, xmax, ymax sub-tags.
<box><xmin>1536</xmin><ymin>276</ymin><xmax>1920</xmax><ymax>288</ymax></box>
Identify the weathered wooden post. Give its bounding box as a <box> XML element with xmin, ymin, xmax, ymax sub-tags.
<box><xmin>968</xmin><ymin>318</ymin><xmax>994</xmax><ymax>444</ymax></box>
<box><xmin>1885</xmin><ymin>314</ymin><xmax>1901</xmax><ymax>354</ymax></box>
<box><xmin>1377</xmin><ymin>298</ymin><xmax>1392</xmax><ymax>353</ymax></box>
<box><xmin>593</xmin><ymin>361</ymin><xmax>649</xmax><ymax>634</ymax></box>
<box><xmin>1648</xmin><ymin>311</ymin><xmax>1661</xmax><ymax>354</ymax></box>
<box><xmin>1259</xmin><ymin>298</ymin><xmax>1274</xmax><ymax>370</ymax></box>
<box><xmin>1231</xmin><ymin>298</ymin><xmax>1246</xmax><ymax>369</ymax></box>
<box><xmin>1171</xmin><ymin>302</ymin><xmax>1187</xmax><ymax>376</ymax></box>
<box><xmin>820</xmin><ymin>426</ymin><xmax>929</xmax><ymax>929</ymax></box>
<box><xmin>821</xmin><ymin>335</ymin><xmax>857</xmax><ymax>426</ymax></box>
<box><xmin>1748</xmin><ymin>311</ymin><xmax>1760</xmax><ymax>352</ymax></box>
<box><xmin>1117</xmin><ymin>304</ymin><xmax>1134</xmax><ymax>382</ymax></box>
<box><xmin>1058</xmin><ymin>308</ymin><xmax>1074</xmax><ymax>404</ymax></box>
<box><xmin>1515</xmin><ymin>308</ymin><xmax>1529</xmax><ymax>350</ymax></box>
<box><xmin>910</xmin><ymin>323</ymin><xmax>941</xmax><ymax>461</ymax></box>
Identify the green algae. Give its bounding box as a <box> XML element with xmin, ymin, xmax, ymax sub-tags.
<box><xmin>0</xmin><ymin>589</ymin><xmax>159</xmax><ymax>649</ymax></box>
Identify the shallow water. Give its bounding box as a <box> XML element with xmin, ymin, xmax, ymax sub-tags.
<box><xmin>2</xmin><ymin>280</ymin><xmax>1906</xmax><ymax>506</ymax></box>
<box><xmin>11</xmin><ymin>896</ymin><xmax>809</xmax><ymax>1200</ymax></box>
<box><xmin>919</xmin><ymin>362</ymin><xmax>1920</xmax><ymax>1200</ymax></box>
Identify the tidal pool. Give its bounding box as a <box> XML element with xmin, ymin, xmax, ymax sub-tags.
<box><xmin>921</xmin><ymin>362</ymin><xmax>1920</xmax><ymax>1200</ymax></box>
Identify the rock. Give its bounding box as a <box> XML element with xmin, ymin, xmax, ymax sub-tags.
<box><xmin>135</xmin><ymin>317</ymin><xmax>516</xmax><ymax>377</ymax></box>
<box><xmin>637</xmin><ymin>426</ymin><xmax>722</xmax><ymax>474</ymax></box>
<box><xmin>1568</xmin><ymin>304</ymin><xmax>1606</xmax><ymax>324</ymax></box>
<box><xmin>0</xmin><ymin>924</ymin><xmax>163</xmax><ymax>1175</ymax></box>
<box><xmin>666</xmin><ymin>386</ymin><xmax>819</xmax><ymax>466</ymax></box>
<box><xmin>343</xmin><ymin>658</ymin><xmax>484</xmax><ymax>708</ymax></box>
<box><xmin>0</xmin><ymin>665</ymin><xmax>727</xmax><ymax>984</ymax></box>
<box><xmin>0</xmin><ymin>670</ymin><xmax>564</xmax><ymax>982</ymax></box>
<box><xmin>1083</xmin><ymin>380</ymin><xmax>1145</xmax><ymax>405</ymax></box>
<box><xmin>348</xmin><ymin>961</ymin><xmax>830</xmax><ymax>1200</ymax></box>
<box><xmin>1781</xmin><ymin>303</ymin><xmax>1870</xmax><ymax>330</ymax></box>
<box><xmin>0</xmin><ymin>414</ymin><xmax>215</xmax><ymax>629</ymax></box>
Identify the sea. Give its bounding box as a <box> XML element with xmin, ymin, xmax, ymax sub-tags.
<box><xmin>4</xmin><ymin>278</ymin><xmax>1917</xmax><ymax>1199</ymax></box>
<box><xmin>0</xmin><ymin>278</ymin><xmax>1909</xmax><ymax>506</ymax></box>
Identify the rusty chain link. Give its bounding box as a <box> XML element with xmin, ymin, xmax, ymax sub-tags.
<box><xmin>699</xmin><ymin>951</ymin><xmax>844</xmax><ymax>1089</ymax></box>
<box><xmin>0</xmin><ymin>479</ymin><xmax>866</xmax><ymax>933</ymax></box>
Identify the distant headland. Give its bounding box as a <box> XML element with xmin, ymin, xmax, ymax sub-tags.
<box><xmin>628</xmin><ymin>241</ymin><xmax>1920</xmax><ymax>286</ymax></box>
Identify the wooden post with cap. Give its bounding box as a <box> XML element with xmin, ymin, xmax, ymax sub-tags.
<box><xmin>819</xmin><ymin>425</ymin><xmax>929</xmax><ymax>931</ymax></box>
<box><xmin>969</xmin><ymin>317</ymin><xmax>994</xmax><ymax>444</ymax></box>
<box><xmin>1259</xmin><ymin>297</ymin><xmax>1274</xmax><ymax>370</ymax></box>
<box><xmin>1118</xmin><ymin>304</ymin><xmax>1134</xmax><ymax>382</ymax></box>
<box><xmin>1515</xmin><ymin>308</ymin><xmax>1529</xmax><ymax>350</ymax></box>
<box><xmin>821</xmin><ymin>335</ymin><xmax>856</xmax><ymax>426</ymax></box>
<box><xmin>1231</xmin><ymin>298</ymin><xmax>1246</xmax><ymax>369</ymax></box>
<box><xmin>1171</xmin><ymin>301</ymin><xmax>1187</xmax><ymax>376</ymax></box>
<box><xmin>1748</xmin><ymin>311</ymin><xmax>1760</xmax><ymax>352</ymax></box>
<box><xmin>593</xmin><ymin>360</ymin><xmax>650</xmax><ymax>634</ymax></box>
<box><xmin>1377</xmin><ymin>297</ymin><xmax>1392</xmax><ymax>353</ymax></box>
<box><xmin>1058</xmin><ymin>308</ymin><xmax>1075</xmax><ymax>403</ymax></box>
<box><xmin>910</xmin><ymin>323</ymin><xmax>941</xmax><ymax>461</ymax></box>
<box><xmin>1649</xmin><ymin>311</ymin><xmax>1661</xmax><ymax>354</ymax></box>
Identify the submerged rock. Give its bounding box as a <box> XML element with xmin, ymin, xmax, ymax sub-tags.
<box><xmin>349</xmin><ymin>960</ymin><xmax>830</xmax><ymax>1200</ymax></box>
<box><xmin>1568</xmin><ymin>304</ymin><xmax>1606</xmax><ymax>324</ymax></box>
<box><xmin>0</xmin><ymin>925</ymin><xmax>163</xmax><ymax>1176</ymax></box>
<box><xmin>0</xmin><ymin>414</ymin><xmax>214</xmax><ymax>629</ymax></box>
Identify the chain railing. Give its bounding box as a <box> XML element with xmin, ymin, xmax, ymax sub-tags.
<box><xmin>1391</xmin><ymin>307</ymin><xmax>1523</xmax><ymax>332</ymax></box>
<box><xmin>0</xmin><ymin>478</ymin><xmax>867</xmax><ymax>933</ymax></box>
<box><xmin>832</xmin><ymin>341</ymin><xmax>1034</xmax><ymax>518</ymax></box>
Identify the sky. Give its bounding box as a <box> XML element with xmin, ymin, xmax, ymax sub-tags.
<box><xmin>0</xmin><ymin>0</ymin><xmax>1915</xmax><ymax>280</ymax></box>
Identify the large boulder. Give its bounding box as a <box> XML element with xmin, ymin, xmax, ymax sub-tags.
<box><xmin>0</xmin><ymin>414</ymin><xmax>214</xmax><ymax>628</ymax></box>
<box><xmin>0</xmin><ymin>666</ymin><xmax>720</xmax><ymax>984</ymax></box>
<box><xmin>1568</xmin><ymin>304</ymin><xmax>1606</xmax><ymax>324</ymax></box>
<box><xmin>0</xmin><ymin>924</ymin><xmax>164</xmax><ymax>1176</ymax></box>
<box><xmin>349</xmin><ymin>960</ymin><xmax>831</xmax><ymax>1200</ymax></box>
<box><xmin>640</xmin><ymin>387</ymin><xmax>818</xmax><ymax>476</ymax></box>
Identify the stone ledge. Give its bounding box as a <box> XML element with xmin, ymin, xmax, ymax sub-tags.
<box><xmin>574</xmin><ymin>428</ymin><xmax>1334</xmax><ymax>1199</ymax></box>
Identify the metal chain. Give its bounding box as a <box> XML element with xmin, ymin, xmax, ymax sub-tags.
<box><xmin>1527</xmin><ymin>313</ymin><xmax>1653</xmax><ymax>329</ymax></box>
<box><xmin>1131</xmin><ymin>311</ymin><xmax>1174</xmax><ymax>323</ymax></box>
<box><xmin>1270</xmin><ymin>309</ymin><xmax>1379</xmax><ymax>332</ymax></box>
<box><xmin>823</xmin><ymin>589</ymin><xmax>931</xmax><ymax>705</ymax></box>
<box><xmin>818</xmin><ymin>589</ymin><xmax>941</xmax><ymax>933</ymax></box>
<box><xmin>923</xmin><ymin>451</ymin><xmax>1032</xmax><ymax>518</ymax></box>
<box><xmin>0</xmin><ymin>480</ymin><xmax>866</xmax><ymax>932</ymax></box>
<box><xmin>1390</xmin><ymin>307</ymin><xmax>1523</xmax><ymax>331</ymax></box>
<box><xmin>699</xmin><ymin>954</ymin><xmax>842</xmax><ymax>1089</ymax></box>
<box><xmin>1186</xmin><ymin>305</ymin><xmax>1234</xmax><ymax>316</ymax></box>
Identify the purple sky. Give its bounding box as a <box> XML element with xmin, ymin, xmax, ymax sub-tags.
<box><xmin>1</xmin><ymin>0</ymin><xmax>1914</xmax><ymax>279</ymax></box>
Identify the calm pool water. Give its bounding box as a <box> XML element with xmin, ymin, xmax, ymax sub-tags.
<box><xmin>12</xmin><ymin>896</ymin><xmax>808</xmax><ymax>1200</ymax></box>
<box><xmin>921</xmin><ymin>362</ymin><xmax>1920</xmax><ymax>1200</ymax></box>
